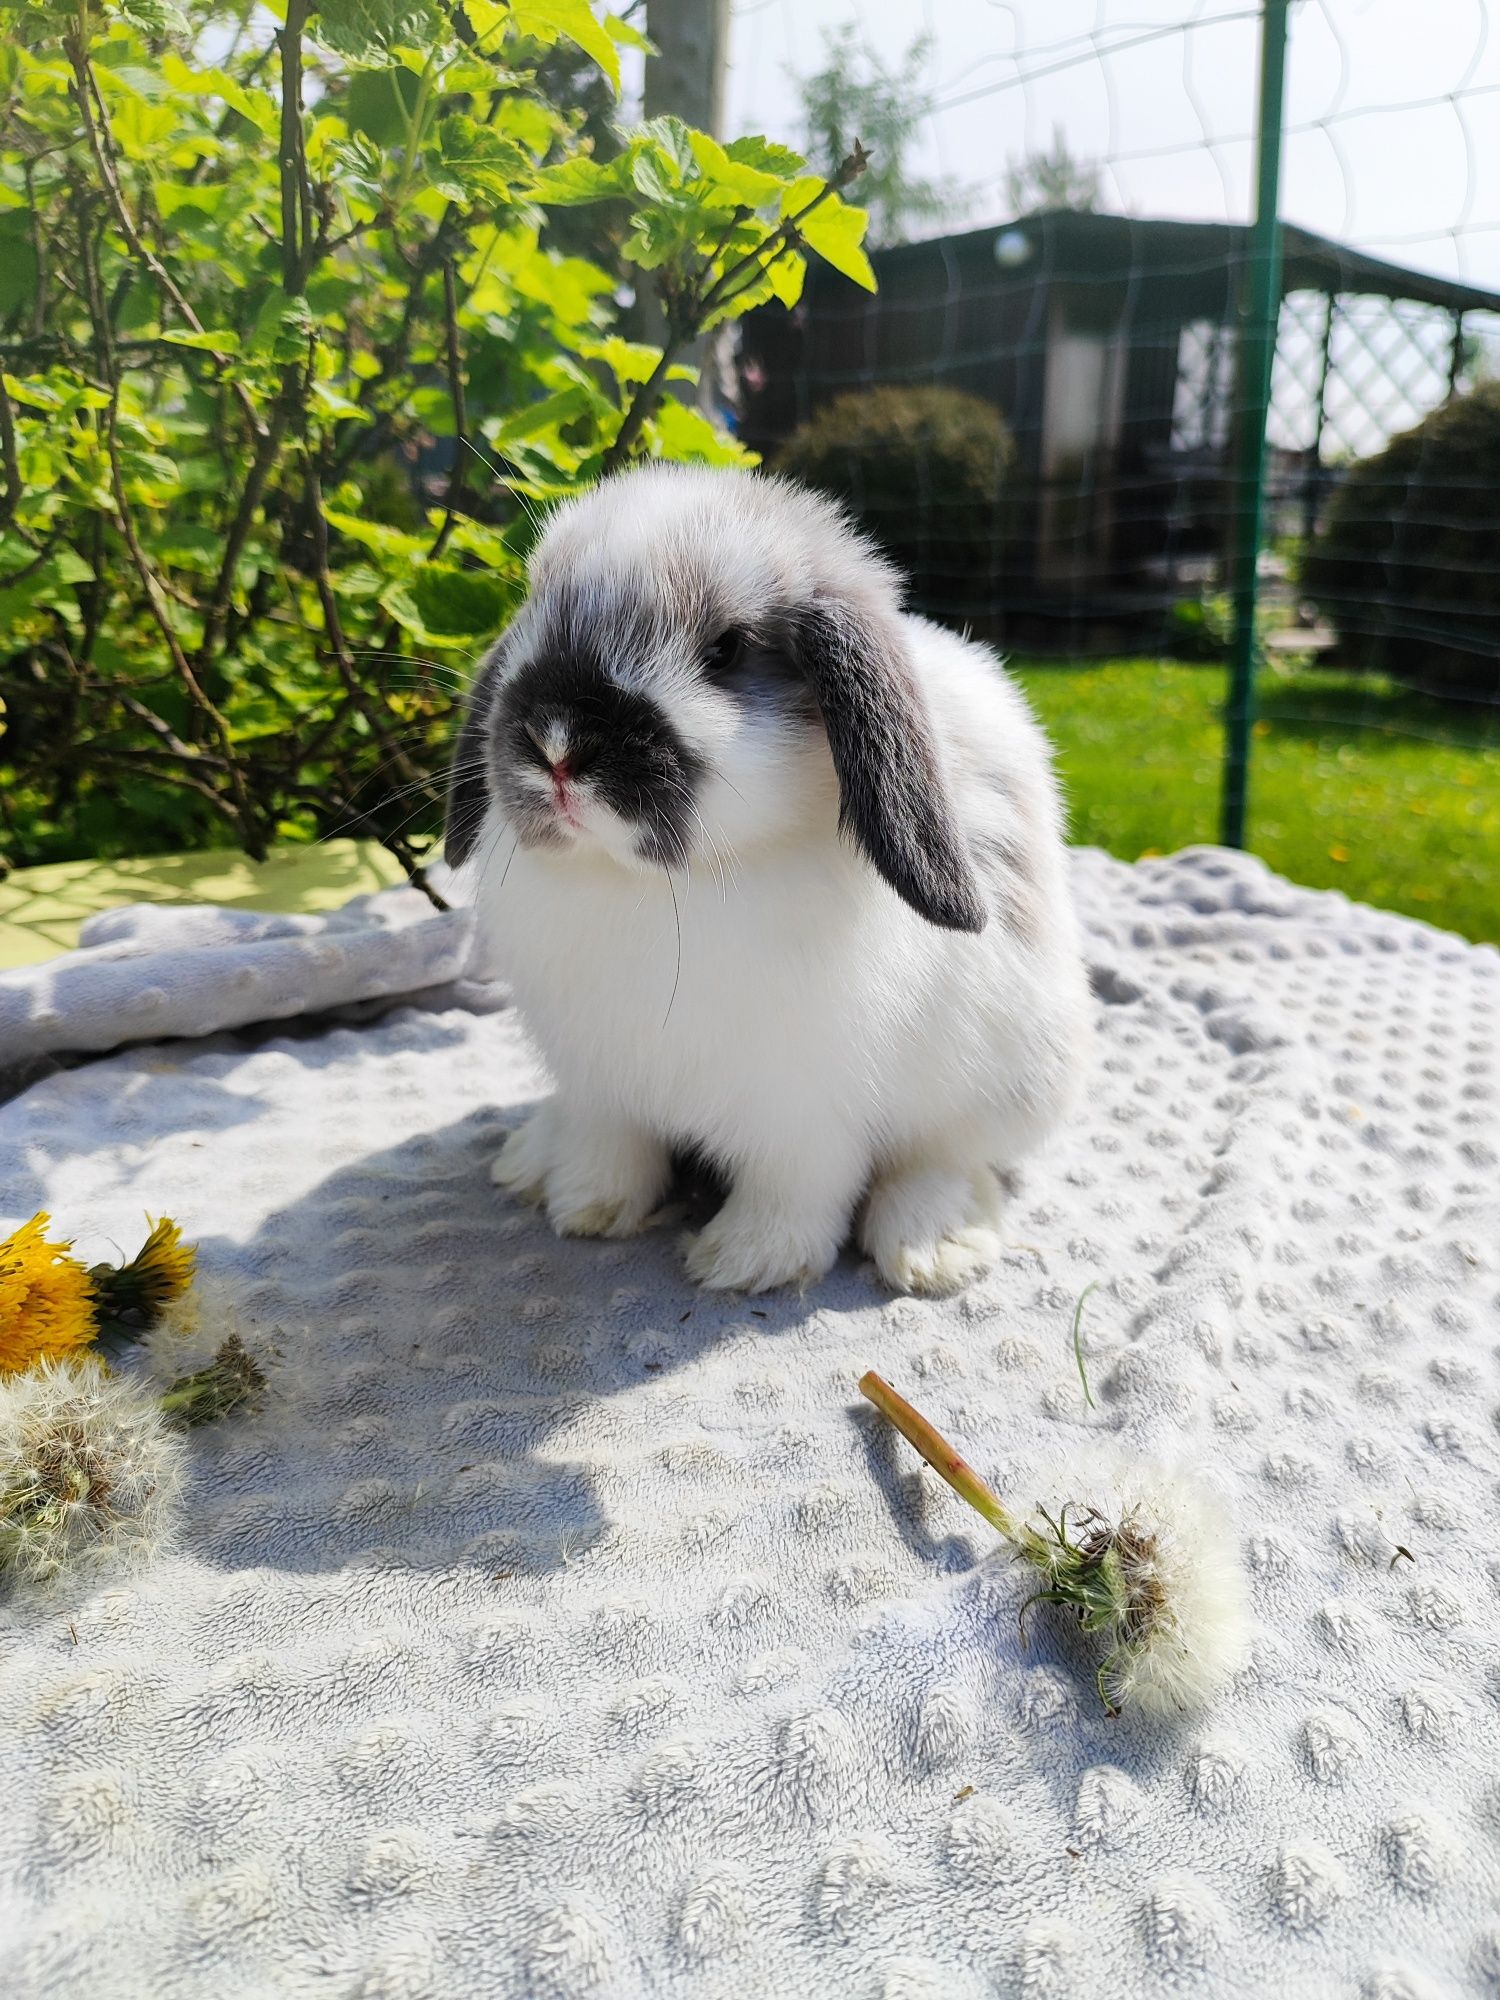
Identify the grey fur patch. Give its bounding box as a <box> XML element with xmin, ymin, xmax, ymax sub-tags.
<box><xmin>972</xmin><ymin>830</ymin><xmax>1044</xmax><ymax>946</ymax></box>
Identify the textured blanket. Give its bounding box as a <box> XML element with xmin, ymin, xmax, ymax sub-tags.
<box><xmin>0</xmin><ymin>873</ymin><xmax>491</xmax><ymax>1102</ymax></box>
<box><xmin>1</xmin><ymin>846</ymin><xmax>1497</xmax><ymax>1999</ymax></box>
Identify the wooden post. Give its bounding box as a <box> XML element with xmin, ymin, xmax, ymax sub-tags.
<box><xmin>644</xmin><ymin>0</ymin><xmax>732</xmax><ymax>414</ymax></box>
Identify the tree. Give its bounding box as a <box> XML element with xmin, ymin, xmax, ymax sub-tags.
<box><xmin>1005</xmin><ymin>127</ymin><xmax>1101</xmax><ymax>216</ymax></box>
<box><xmin>0</xmin><ymin>0</ymin><xmax>875</xmax><ymax>892</ymax></box>
<box><xmin>796</xmin><ymin>27</ymin><xmax>963</xmax><ymax>249</ymax></box>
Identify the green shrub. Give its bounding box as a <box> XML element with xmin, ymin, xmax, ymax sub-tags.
<box><xmin>773</xmin><ymin>385</ymin><xmax>1015</xmax><ymax>622</ymax></box>
<box><xmin>1304</xmin><ymin>381</ymin><xmax>1500</xmax><ymax>700</ymax></box>
<box><xmin>0</xmin><ymin>0</ymin><xmax>876</xmax><ymax>889</ymax></box>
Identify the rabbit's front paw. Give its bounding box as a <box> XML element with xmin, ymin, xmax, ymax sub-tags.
<box><xmin>489</xmin><ymin>1107</ymin><xmax>558</xmax><ymax>1205</ymax></box>
<box><xmin>682</xmin><ymin>1197</ymin><xmax>839</xmax><ymax>1294</ymax></box>
<box><xmin>492</xmin><ymin>1103</ymin><xmax>670</xmax><ymax>1240</ymax></box>
<box><xmin>861</xmin><ymin>1160</ymin><xmax>1003</xmax><ymax>1296</ymax></box>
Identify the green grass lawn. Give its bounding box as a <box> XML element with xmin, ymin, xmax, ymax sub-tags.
<box><xmin>1012</xmin><ymin>659</ymin><xmax>1500</xmax><ymax>946</ymax></box>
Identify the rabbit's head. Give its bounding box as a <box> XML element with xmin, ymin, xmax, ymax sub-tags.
<box><xmin>445</xmin><ymin>465</ymin><xmax>984</xmax><ymax>931</ymax></box>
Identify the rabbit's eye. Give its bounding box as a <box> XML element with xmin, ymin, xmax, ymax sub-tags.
<box><xmin>703</xmin><ymin>628</ymin><xmax>745</xmax><ymax>678</ymax></box>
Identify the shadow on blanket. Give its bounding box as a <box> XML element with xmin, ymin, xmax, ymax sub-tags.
<box><xmin>178</xmin><ymin>1110</ymin><xmax>963</xmax><ymax>1588</ymax></box>
<box><xmin>171</xmin><ymin>1112</ymin><xmax>1132</xmax><ymax>1713</ymax></box>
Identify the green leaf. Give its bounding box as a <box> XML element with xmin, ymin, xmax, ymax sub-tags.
<box><xmin>529</xmin><ymin>154</ymin><xmax>635</xmax><ymax>206</ymax></box>
<box><xmin>442</xmin><ymin>516</ymin><xmax>526</xmax><ymax>572</ymax></box>
<box><xmin>688</xmin><ymin>131</ymin><xmax>782</xmax><ymax>207</ymax></box>
<box><xmin>489</xmin><ymin>383</ymin><xmax>594</xmax><ymax>446</ymax></box>
<box><xmin>604</xmin><ymin>12</ymin><xmax>652</xmax><ymax>53</ymax></box>
<box><xmin>621</xmin><ymin>191</ymin><xmax>725</xmax><ymax>272</ymax></box>
<box><xmin>324</xmin><ymin>130</ymin><xmax>385</xmax><ymax>204</ymax></box>
<box><xmin>621</xmin><ymin>206</ymin><xmax>680</xmax><ymax>271</ymax></box>
<box><xmin>629</xmin><ymin>144</ymin><xmax>676</xmax><ymax>204</ymax></box>
<box><xmin>766</xmin><ymin>248</ymin><xmax>806</xmax><ymax>309</ymax></box>
<box><xmin>159</xmin><ymin>53</ymin><xmax>278</xmax><ymax>136</ymax></box>
<box><xmin>159</xmin><ymin>327</ymin><xmax>241</xmax><ymax>353</ymax></box>
<box><xmin>430</xmin><ymin>115</ymin><xmax>530</xmax><ymax>205</ymax></box>
<box><xmin>461</xmin><ymin>0</ymin><xmax>508</xmax><ymax>45</ymax></box>
<box><xmin>313</xmin><ymin>0</ymin><xmax>441</xmax><ymax>62</ymax></box>
<box><xmin>154</xmin><ymin>181</ymin><xmax>226</xmax><ymax>220</ymax></box>
<box><xmin>343</xmin><ymin>65</ymin><xmax>419</xmax><ymax>146</ymax></box>
<box><xmin>635</xmin><ymin>116</ymin><xmax>696</xmax><ymax>177</ymax></box>
<box><xmin>249</xmin><ymin>290</ymin><xmax>315</xmax><ymax>362</ymax></box>
<box><xmin>409</xmin><ymin>385</ymin><xmax>454</xmax><ymax>432</ymax></box>
<box><xmin>50</xmin><ymin>547</ymin><xmax>97</xmax><ymax>586</ymax></box>
<box><xmin>511</xmin><ymin>0</ymin><xmax>621</xmax><ymax>92</ymax></box>
<box><xmin>116</xmin><ymin>0</ymin><xmax>188</xmax><ymax>34</ymax></box>
<box><xmin>311</xmin><ymin>379</ymin><xmax>367</xmax><ymax>420</ymax></box>
<box><xmin>726</xmin><ymin>135</ymin><xmax>806</xmax><ymax>178</ymax></box>
<box><xmin>578</xmin><ymin>335</ymin><xmax>693</xmax><ymax>388</ymax></box>
<box><xmin>648</xmin><ymin>399</ymin><xmax>756</xmax><ymax>468</ymax></box>
<box><xmin>782</xmin><ymin>180</ymin><xmax>875</xmax><ymax>291</ymax></box>
<box><xmin>407</xmin><ymin>563</ymin><xmax>514</xmax><ymax>638</ymax></box>
<box><xmin>0</xmin><ymin>213</ymin><xmax>36</xmax><ymax>316</ymax></box>
<box><xmin>325</xmin><ymin>510</ymin><xmax>431</xmax><ymax>563</ymax></box>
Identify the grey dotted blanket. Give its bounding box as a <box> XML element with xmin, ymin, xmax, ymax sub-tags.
<box><xmin>1</xmin><ymin>847</ymin><xmax>1497</xmax><ymax>1998</ymax></box>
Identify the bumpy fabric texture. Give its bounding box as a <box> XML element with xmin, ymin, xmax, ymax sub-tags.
<box><xmin>0</xmin><ymin>881</ymin><xmax>485</xmax><ymax>1096</ymax></box>
<box><xmin>0</xmin><ymin>846</ymin><xmax>1497</xmax><ymax>1999</ymax></box>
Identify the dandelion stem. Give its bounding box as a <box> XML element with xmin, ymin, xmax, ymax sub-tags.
<box><xmin>860</xmin><ymin>1370</ymin><xmax>1030</xmax><ymax>1547</ymax></box>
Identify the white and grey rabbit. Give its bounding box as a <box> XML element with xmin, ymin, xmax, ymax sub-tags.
<box><xmin>445</xmin><ymin>464</ymin><xmax>1091</xmax><ymax>1294</ymax></box>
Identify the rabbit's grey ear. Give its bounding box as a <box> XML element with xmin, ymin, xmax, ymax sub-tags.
<box><xmin>792</xmin><ymin>599</ymin><xmax>986</xmax><ymax>933</ymax></box>
<box><xmin>444</xmin><ymin>660</ymin><xmax>499</xmax><ymax>868</ymax></box>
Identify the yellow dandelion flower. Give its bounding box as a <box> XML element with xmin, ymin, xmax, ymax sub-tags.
<box><xmin>0</xmin><ymin>1214</ymin><xmax>99</xmax><ymax>1377</ymax></box>
<box><xmin>92</xmin><ymin>1216</ymin><xmax>196</xmax><ymax>1337</ymax></box>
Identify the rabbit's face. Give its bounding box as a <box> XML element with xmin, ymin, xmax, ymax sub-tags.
<box><xmin>447</xmin><ymin>467</ymin><xmax>986</xmax><ymax>932</ymax></box>
<box><xmin>462</xmin><ymin>473</ymin><xmax>843</xmax><ymax>879</ymax></box>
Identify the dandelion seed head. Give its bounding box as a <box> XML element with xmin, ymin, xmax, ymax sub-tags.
<box><xmin>1076</xmin><ymin>1471</ymin><xmax>1250</xmax><ymax>1716</ymax></box>
<box><xmin>146</xmin><ymin>1273</ymin><xmax>249</xmax><ymax>1374</ymax></box>
<box><xmin>0</xmin><ymin>1358</ymin><xmax>186</xmax><ymax>1586</ymax></box>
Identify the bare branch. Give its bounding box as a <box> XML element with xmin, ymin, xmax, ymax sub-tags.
<box><xmin>73</xmin><ymin>193</ymin><xmax>266</xmax><ymax>855</ymax></box>
<box><xmin>426</xmin><ymin>257</ymin><xmax>468</xmax><ymax>562</ymax></box>
<box><xmin>599</xmin><ymin>345</ymin><xmax>679</xmax><ymax>477</ymax></box>
<box><xmin>302</xmin><ymin>453</ymin><xmax>429</xmax><ymax>804</ymax></box>
<box><xmin>277</xmin><ymin>0</ymin><xmax>313</xmax><ymax>295</ymax></box>
<box><xmin>193</xmin><ymin>396</ymin><xmax>293</xmax><ymax>676</ymax></box>
<box><xmin>66</xmin><ymin>33</ymin><xmax>267</xmax><ymax>441</ymax></box>
<box><xmin>114</xmin><ymin>689</ymin><xmax>227</xmax><ymax>769</ymax></box>
<box><xmin>0</xmin><ymin>378</ymin><xmax>21</xmax><ymax>532</ymax></box>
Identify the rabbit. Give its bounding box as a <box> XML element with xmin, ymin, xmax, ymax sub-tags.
<box><xmin>444</xmin><ymin>464</ymin><xmax>1091</xmax><ymax>1295</ymax></box>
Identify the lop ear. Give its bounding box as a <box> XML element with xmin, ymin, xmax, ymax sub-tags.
<box><xmin>792</xmin><ymin>599</ymin><xmax>986</xmax><ymax>933</ymax></box>
<box><xmin>443</xmin><ymin>659</ymin><xmax>500</xmax><ymax>869</ymax></box>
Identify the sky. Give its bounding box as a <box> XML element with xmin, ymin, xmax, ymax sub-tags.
<box><xmin>720</xmin><ymin>0</ymin><xmax>1500</xmax><ymax>295</ymax></box>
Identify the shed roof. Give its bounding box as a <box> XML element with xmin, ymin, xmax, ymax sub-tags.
<box><xmin>871</xmin><ymin>210</ymin><xmax>1500</xmax><ymax>318</ymax></box>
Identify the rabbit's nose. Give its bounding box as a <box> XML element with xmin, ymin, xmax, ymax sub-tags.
<box><xmin>522</xmin><ymin>718</ymin><xmax>600</xmax><ymax>779</ymax></box>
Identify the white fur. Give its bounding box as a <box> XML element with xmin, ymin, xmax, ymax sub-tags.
<box><xmin>460</xmin><ymin>467</ymin><xmax>1092</xmax><ymax>1294</ymax></box>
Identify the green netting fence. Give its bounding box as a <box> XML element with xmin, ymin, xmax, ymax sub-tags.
<box><xmin>734</xmin><ymin>0</ymin><xmax>1500</xmax><ymax>944</ymax></box>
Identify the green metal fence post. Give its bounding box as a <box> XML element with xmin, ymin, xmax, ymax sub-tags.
<box><xmin>1220</xmin><ymin>0</ymin><xmax>1292</xmax><ymax>850</ymax></box>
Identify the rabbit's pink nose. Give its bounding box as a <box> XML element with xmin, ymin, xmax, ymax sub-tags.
<box><xmin>548</xmin><ymin>759</ymin><xmax>582</xmax><ymax>827</ymax></box>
